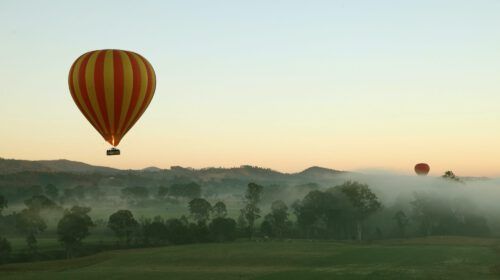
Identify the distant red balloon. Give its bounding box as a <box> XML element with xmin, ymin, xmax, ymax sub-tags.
<box><xmin>414</xmin><ymin>163</ymin><xmax>430</xmax><ymax>176</ymax></box>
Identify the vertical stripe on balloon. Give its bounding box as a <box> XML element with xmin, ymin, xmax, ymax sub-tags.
<box><xmin>69</xmin><ymin>54</ymin><xmax>101</xmax><ymax>134</ymax></box>
<box><xmin>121</xmin><ymin>53</ymin><xmax>148</xmax><ymax>137</ymax></box>
<box><xmin>122</xmin><ymin>55</ymin><xmax>155</xmax><ymax>137</ymax></box>
<box><xmin>120</xmin><ymin>52</ymin><xmax>142</xmax><ymax>137</ymax></box>
<box><xmin>85</xmin><ymin>51</ymin><xmax>109</xmax><ymax>137</ymax></box>
<box><xmin>112</xmin><ymin>50</ymin><xmax>124</xmax><ymax>144</ymax></box>
<box><xmin>75</xmin><ymin>52</ymin><xmax>107</xmax><ymax>137</ymax></box>
<box><xmin>103</xmin><ymin>50</ymin><xmax>115</xmax><ymax>139</ymax></box>
<box><xmin>94</xmin><ymin>50</ymin><xmax>111</xmax><ymax>138</ymax></box>
<box><xmin>117</xmin><ymin>51</ymin><xmax>133</xmax><ymax>137</ymax></box>
<box><xmin>139</xmin><ymin>56</ymin><xmax>156</xmax><ymax>118</ymax></box>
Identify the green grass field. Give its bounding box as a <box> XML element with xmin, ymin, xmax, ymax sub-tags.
<box><xmin>2</xmin><ymin>237</ymin><xmax>500</xmax><ymax>280</ymax></box>
<box><xmin>7</xmin><ymin>235</ymin><xmax>116</xmax><ymax>253</ymax></box>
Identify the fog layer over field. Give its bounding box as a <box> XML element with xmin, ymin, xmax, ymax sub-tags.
<box><xmin>1</xmin><ymin>164</ymin><xmax>500</xmax><ymax>252</ymax></box>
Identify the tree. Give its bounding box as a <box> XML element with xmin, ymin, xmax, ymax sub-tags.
<box><xmin>442</xmin><ymin>171</ymin><xmax>461</xmax><ymax>182</ymax></box>
<box><xmin>269</xmin><ymin>200</ymin><xmax>290</xmax><ymax>238</ymax></box>
<box><xmin>15</xmin><ymin>209</ymin><xmax>47</xmax><ymax>253</ymax></box>
<box><xmin>261</xmin><ymin>200</ymin><xmax>290</xmax><ymax>239</ymax></box>
<box><xmin>189</xmin><ymin>198</ymin><xmax>212</xmax><ymax>224</ymax></box>
<box><xmin>166</xmin><ymin>218</ymin><xmax>192</xmax><ymax>244</ymax></box>
<box><xmin>24</xmin><ymin>195</ymin><xmax>59</xmax><ymax>212</ymax></box>
<box><xmin>293</xmin><ymin>190</ymin><xmax>349</xmax><ymax>239</ymax></box>
<box><xmin>209</xmin><ymin>217</ymin><xmax>237</xmax><ymax>242</ymax></box>
<box><xmin>0</xmin><ymin>237</ymin><xmax>12</xmax><ymax>263</ymax></box>
<box><xmin>57</xmin><ymin>206</ymin><xmax>94</xmax><ymax>258</ymax></box>
<box><xmin>0</xmin><ymin>195</ymin><xmax>7</xmax><ymax>216</ymax></box>
<box><xmin>190</xmin><ymin>221</ymin><xmax>211</xmax><ymax>242</ymax></box>
<box><xmin>393</xmin><ymin>210</ymin><xmax>409</xmax><ymax>238</ymax></box>
<box><xmin>260</xmin><ymin>218</ymin><xmax>274</xmax><ymax>238</ymax></box>
<box><xmin>212</xmin><ymin>201</ymin><xmax>227</xmax><ymax>218</ymax></box>
<box><xmin>241</xmin><ymin>183</ymin><xmax>264</xmax><ymax>239</ymax></box>
<box><xmin>143</xmin><ymin>220</ymin><xmax>168</xmax><ymax>245</ymax></box>
<box><xmin>237</xmin><ymin>210</ymin><xmax>248</xmax><ymax>236</ymax></box>
<box><xmin>411</xmin><ymin>193</ymin><xmax>447</xmax><ymax>236</ymax></box>
<box><xmin>108</xmin><ymin>210</ymin><xmax>139</xmax><ymax>245</ymax></box>
<box><xmin>410</xmin><ymin>193</ymin><xmax>486</xmax><ymax>237</ymax></box>
<box><xmin>291</xmin><ymin>199</ymin><xmax>314</xmax><ymax>237</ymax></box>
<box><xmin>338</xmin><ymin>181</ymin><xmax>381</xmax><ymax>241</ymax></box>
<box><xmin>44</xmin><ymin>184</ymin><xmax>59</xmax><ymax>200</ymax></box>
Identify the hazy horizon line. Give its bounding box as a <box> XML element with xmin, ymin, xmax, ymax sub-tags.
<box><xmin>3</xmin><ymin>155</ymin><xmax>497</xmax><ymax>178</ymax></box>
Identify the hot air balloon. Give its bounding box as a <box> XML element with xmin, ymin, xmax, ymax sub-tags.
<box><xmin>68</xmin><ymin>50</ymin><xmax>156</xmax><ymax>155</ymax></box>
<box><xmin>414</xmin><ymin>163</ymin><xmax>430</xmax><ymax>176</ymax></box>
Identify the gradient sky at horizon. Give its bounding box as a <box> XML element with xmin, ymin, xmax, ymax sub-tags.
<box><xmin>1</xmin><ymin>0</ymin><xmax>499</xmax><ymax>176</ymax></box>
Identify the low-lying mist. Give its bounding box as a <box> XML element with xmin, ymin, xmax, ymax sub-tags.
<box><xmin>2</xmin><ymin>167</ymin><xmax>500</xmax><ymax>241</ymax></box>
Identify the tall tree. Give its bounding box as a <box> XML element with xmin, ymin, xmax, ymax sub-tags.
<box><xmin>270</xmin><ymin>200</ymin><xmax>290</xmax><ymax>238</ymax></box>
<box><xmin>15</xmin><ymin>209</ymin><xmax>46</xmax><ymax>254</ymax></box>
<box><xmin>57</xmin><ymin>206</ymin><xmax>94</xmax><ymax>258</ymax></box>
<box><xmin>241</xmin><ymin>183</ymin><xmax>264</xmax><ymax>239</ymax></box>
<box><xmin>212</xmin><ymin>201</ymin><xmax>227</xmax><ymax>218</ymax></box>
<box><xmin>108</xmin><ymin>210</ymin><xmax>139</xmax><ymax>245</ymax></box>
<box><xmin>338</xmin><ymin>181</ymin><xmax>381</xmax><ymax>241</ymax></box>
<box><xmin>293</xmin><ymin>190</ymin><xmax>348</xmax><ymax>239</ymax></box>
<box><xmin>189</xmin><ymin>198</ymin><xmax>212</xmax><ymax>224</ymax></box>
<box><xmin>261</xmin><ymin>200</ymin><xmax>290</xmax><ymax>239</ymax></box>
<box><xmin>237</xmin><ymin>210</ymin><xmax>248</xmax><ymax>236</ymax></box>
<box><xmin>15</xmin><ymin>195</ymin><xmax>59</xmax><ymax>253</ymax></box>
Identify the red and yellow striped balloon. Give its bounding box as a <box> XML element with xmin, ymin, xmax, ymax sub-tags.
<box><xmin>68</xmin><ymin>49</ymin><xmax>156</xmax><ymax>146</ymax></box>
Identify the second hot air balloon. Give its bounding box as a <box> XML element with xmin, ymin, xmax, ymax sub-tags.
<box><xmin>414</xmin><ymin>163</ymin><xmax>430</xmax><ymax>176</ymax></box>
<box><xmin>68</xmin><ymin>49</ymin><xmax>156</xmax><ymax>155</ymax></box>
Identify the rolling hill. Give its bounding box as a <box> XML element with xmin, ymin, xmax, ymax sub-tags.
<box><xmin>0</xmin><ymin>157</ymin><xmax>347</xmax><ymax>189</ymax></box>
<box><xmin>0</xmin><ymin>158</ymin><xmax>120</xmax><ymax>175</ymax></box>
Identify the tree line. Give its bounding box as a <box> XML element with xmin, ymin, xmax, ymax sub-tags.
<box><xmin>0</xmin><ymin>179</ymin><xmax>492</xmax><ymax>264</ymax></box>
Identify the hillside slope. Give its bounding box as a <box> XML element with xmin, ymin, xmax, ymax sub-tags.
<box><xmin>0</xmin><ymin>158</ymin><xmax>120</xmax><ymax>174</ymax></box>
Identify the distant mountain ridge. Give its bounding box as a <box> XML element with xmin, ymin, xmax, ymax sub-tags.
<box><xmin>0</xmin><ymin>158</ymin><xmax>120</xmax><ymax>174</ymax></box>
<box><xmin>0</xmin><ymin>158</ymin><xmax>345</xmax><ymax>178</ymax></box>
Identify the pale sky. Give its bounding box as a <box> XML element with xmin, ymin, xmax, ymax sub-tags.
<box><xmin>1</xmin><ymin>0</ymin><xmax>499</xmax><ymax>176</ymax></box>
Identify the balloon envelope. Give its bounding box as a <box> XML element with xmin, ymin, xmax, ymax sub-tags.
<box><xmin>68</xmin><ymin>49</ymin><xmax>156</xmax><ymax>146</ymax></box>
<box><xmin>414</xmin><ymin>163</ymin><xmax>430</xmax><ymax>176</ymax></box>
